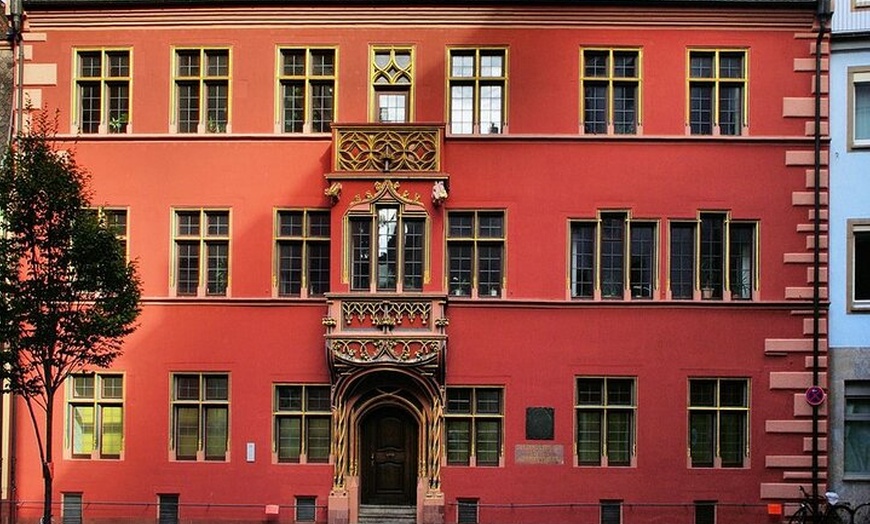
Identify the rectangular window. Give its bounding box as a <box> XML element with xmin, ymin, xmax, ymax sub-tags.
<box><xmin>68</xmin><ymin>373</ymin><xmax>124</xmax><ymax>459</ymax></box>
<box><xmin>576</xmin><ymin>377</ymin><xmax>636</xmax><ymax>467</ymax></box>
<box><xmin>845</xmin><ymin>381</ymin><xmax>870</xmax><ymax>475</ymax></box>
<box><xmin>74</xmin><ymin>49</ymin><xmax>131</xmax><ymax>134</ymax></box>
<box><xmin>688</xmin><ymin>50</ymin><xmax>746</xmax><ymax>136</ymax></box>
<box><xmin>848</xmin><ymin>220</ymin><xmax>870</xmax><ymax>312</ymax></box>
<box><xmin>371</xmin><ymin>47</ymin><xmax>413</xmax><ymax>123</ymax></box>
<box><xmin>87</xmin><ymin>207</ymin><xmax>128</xmax><ymax>259</ymax></box>
<box><xmin>570</xmin><ymin>214</ymin><xmax>656</xmax><ymax>300</ymax></box>
<box><xmin>849</xmin><ymin>69</ymin><xmax>870</xmax><ymax>149</ymax></box>
<box><xmin>447</xmin><ymin>211</ymin><xmax>505</xmax><ymax>298</ymax></box>
<box><xmin>670</xmin><ymin>214</ymin><xmax>757</xmax><ymax>300</ymax></box>
<box><xmin>689</xmin><ymin>378</ymin><xmax>749</xmax><ymax>468</ymax></box>
<box><xmin>695</xmin><ymin>501</ymin><xmax>717</xmax><ymax>524</ymax></box>
<box><xmin>274</xmin><ymin>385</ymin><xmax>331</xmax><ymax>464</ymax></box>
<box><xmin>448</xmin><ymin>48</ymin><xmax>507</xmax><ymax>134</ymax></box>
<box><xmin>173</xmin><ymin>209</ymin><xmax>230</xmax><ymax>297</ymax></box>
<box><xmin>457</xmin><ymin>499</ymin><xmax>479</xmax><ymax>524</ymax></box>
<box><xmin>62</xmin><ymin>493</ymin><xmax>83</xmax><ymax>524</ymax></box>
<box><xmin>581</xmin><ymin>49</ymin><xmax>641</xmax><ymax>135</ymax></box>
<box><xmin>295</xmin><ymin>496</ymin><xmax>317</xmax><ymax>522</ymax></box>
<box><xmin>446</xmin><ymin>387</ymin><xmax>503</xmax><ymax>467</ymax></box>
<box><xmin>158</xmin><ymin>494</ymin><xmax>179</xmax><ymax>524</ymax></box>
<box><xmin>279</xmin><ymin>48</ymin><xmax>336</xmax><ymax>133</ymax></box>
<box><xmin>276</xmin><ymin>209</ymin><xmax>330</xmax><ymax>297</ymax></box>
<box><xmin>600</xmin><ymin>501</ymin><xmax>622</xmax><ymax>524</ymax></box>
<box><xmin>171</xmin><ymin>373</ymin><xmax>229</xmax><ymax>461</ymax></box>
<box><xmin>173</xmin><ymin>48</ymin><xmax>230</xmax><ymax>133</ymax></box>
<box><xmin>349</xmin><ymin>207</ymin><xmax>426</xmax><ymax>293</ymax></box>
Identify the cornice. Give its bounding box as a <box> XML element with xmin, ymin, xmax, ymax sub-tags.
<box><xmin>24</xmin><ymin>6</ymin><xmax>816</xmax><ymax>30</ymax></box>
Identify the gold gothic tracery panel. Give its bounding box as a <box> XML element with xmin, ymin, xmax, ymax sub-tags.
<box><xmin>332</xmin><ymin>124</ymin><xmax>443</xmax><ymax>173</ymax></box>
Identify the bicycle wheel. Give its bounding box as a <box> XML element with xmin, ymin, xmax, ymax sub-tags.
<box><xmin>790</xmin><ymin>506</ymin><xmax>811</xmax><ymax>524</ymax></box>
<box><xmin>825</xmin><ymin>505</ymin><xmax>850</xmax><ymax>524</ymax></box>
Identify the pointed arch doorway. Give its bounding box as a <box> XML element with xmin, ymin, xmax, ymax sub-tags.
<box><xmin>360</xmin><ymin>405</ymin><xmax>419</xmax><ymax>506</ymax></box>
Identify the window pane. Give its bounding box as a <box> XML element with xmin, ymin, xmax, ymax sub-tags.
<box><xmin>601</xmin><ymin>502</ymin><xmax>622</xmax><ymax>524</ymax></box>
<box><xmin>73</xmin><ymin>376</ymin><xmax>95</xmax><ymax>399</ymax></box>
<box><xmin>451</xmin><ymin>84</ymin><xmax>474</xmax><ymax>135</ymax></box>
<box><xmin>278</xmin><ymin>417</ymin><xmax>302</xmax><ymax>462</ymax></box>
<box><xmin>845</xmin><ymin>419</ymin><xmax>870</xmax><ymax>474</ymax></box>
<box><xmin>613</xmin><ymin>83</ymin><xmax>637</xmax><ymax>135</ymax></box>
<box><xmin>277</xmin><ymin>385</ymin><xmax>303</xmax><ymax>411</ymax></box>
<box><xmin>571</xmin><ymin>223</ymin><xmax>596</xmax><ymax>298</ymax></box>
<box><xmin>689</xmin><ymin>412</ymin><xmax>715</xmax><ymax>467</ymax></box>
<box><xmin>719</xmin><ymin>52</ymin><xmax>744</xmax><ymax>78</ymax></box>
<box><xmin>857</xmin><ymin>82</ymin><xmax>870</xmax><ymax>141</ymax></box>
<box><xmin>477</xmin><ymin>244</ymin><xmax>502</xmax><ymax>297</ymax></box>
<box><xmin>448</xmin><ymin>244</ymin><xmax>473</xmax><ymax>296</ymax></box>
<box><xmin>101</xmin><ymin>405</ymin><xmax>123</xmax><ymax>457</ymax></box>
<box><xmin>478</xmin><ymin>213</ymin><xmax>503</xmax><ymax>238</ymax></box>
<box><xmin>447</xmin><ymin>389</ymin><xmax>472</xmax><ymax>413</ymax></box>
<box><xmin>306</xmin><ymin>386</ymin><xmax>331</xmax><ymax>411</ymax></box>
<box><xmin>476</xmin><ymin>389</ymin><xmax>501</xmax><ymax>414</ymax></box>
<box><xmin>63</xmin><ymin>494</ymin><xmax>83</xmax><ymax>524</ymax></box>
<box><xmin>577</xmin><ymin>410</ymin><xmax>602</xmax><ymax>465</ymax></box>
<box><xmin>72</xmin><ymin>406</ymin><xmax>95</xmax><ymax>455</ymax></box>
<box><xmin>176</xmin><ymin>242</ymin><xmax>199</xmax><ymax>295</ymax></box>
<box><xmin>719</xmin><ymin>380</ymin><xmax>747</xmax><ymax>407</ymax></box>
<box><xmin>78</xmin><ymin>82</ymin><xmax>101</xmax><ymax>134</ymax></box>
<box><xmin>730</xmin><ymin>224</ymin><xmax>754</xmax><ymax>299</ymax></box>
<box><xmin>855</xmin><ymin>231</ymin><xmax>870</xmax><ymax>301</ymax></box>
<box><xmin>311</xmin><ymin>50</ymin><xmax>335</xmax><ymax>76</ymax></box>
<box><xmin>376</xmin><ymin>208</ymin><xmax>398</xmax><ymax>291</ymax></box>
<box><xmin>204</xmin><ymin>406</ymin><xmax>228</xmax><ymax>460</ymax></box>
<box><xmin>176</xmin><ymin>82</ymin><xmax>199</xmax><ymax>133</ymax></box>
<box><xmin>718</xmin><ymin>85</ymin><xmax>743</xmax><ymax>136</ymax></box>
<box><xmin>282</xmin><ymin>83</ymin><xmax>304</xmax><ymax>133</ymax></box>
<box><xmin>719</xmin><ymin>411</ymin><xmax>745</xmax><ymax>467</ymax></box>
<box><xmin>79</xmin><ymin>52</ymin><xmax>101</xmax><ymax>77</ymax></box>
<box><xmin>584</xmin><ymin>51</ymin><xmax>608</xmax><ymax>77</ymax></box>
<box><xmin>158</xmin><ymin>494</ymin><xmax>179</xmax><ymax>524</ymax></box>
<box><xmin>451</xmin><ymin>53</ymin><xmax>474</xmax><ymax>77</ymax></box>
<box><xmin>600</xmin><ymin>215</ymin><xmax>625</xmax><ymax>298</ymax></box>
<box><xmin>630</xmin><ymin>224</ymin><xmax>654</xmax><ymax>299</ymax></box>
<box><xmin>306</xmin><ymin>417</ymin><xmax>331</xmax><ymax>463</ymax></box>
<box><xmin>282</xmin><ymin>49</ymin><xmax>305</xmax><ymax>75</ymax></box>
<box><xmin>584</xmin><ymin>83</ymin><xmax>607</xmax><ymax>134</ymax></box>
<box><xmin>307</xmin><ymin>241</ymin><xmax>330</xmax><ymax>296</ymax></box>
<box><xmin>480</xmin><ymin>84</ymin><xmax>503</xmax><ymax>134</ymax></box>
<box><xmin>351</xmin><ymin>218</ymin><xmax>371</xmax><ymax>290</ymax></box>
<box><xmin>403</xmin><ymin>218</ymin><xmax>424</xmax><ymax>291</ymax></box>
<box><xmin>607</xmin><ymin>379</ymin><xmax>634</xmax><ymax>405</ymax></box>
<box><xmin>206</xmin><ymin>242</ymin><xmax>228</xmax><ymax>295</ymax></box>
<box><xmin>448</xmin><ymin>213</ymin><xmax>474</xmax><ymax>237</ymax></box>
<box><xmin>279</xmin><ymin>242</ymin><xmax>303</xmax><ymax>296</ymax></box>
<box><xmin>690</xmin><ymin>84</ymin><xmax>714</xmax><ymax>135</ymax></box>
<box><xmin>446</xmin><ymin>419</ymin><xmax>471</xmax><ymax>465</ymax></box>
<box><xmin>175</xmin><ymin>406</ymin><xmax>199</xmax><ymax>460</ymax></box>
<box><xmin>175</xmin><ymin>375</ymin><xmax>200</xmax><ymax>400</ymax></box>
<box><xmin>311</xmin><ymin>82</ymin><xmax>334</xmax><ymax>133</ymax></box>
<box><xmin>578</xmin><ymin>378</ymin><xmax>604</xmax><ymax>405</ymax></box>
<box><xmin>204</xmin><ymin>375</ymin><xmax>228</xmax><ymax>400</ymax></box>
<box><xmin>475</xmin><ymin>419</ymin><xmax>500</xmax><ymax>466</ymax></box>
<box><xmin>177</xmin><ymin>51</ymin><xmax>200</xmax><ymax>76</ymax></box>
<box><xmin>690</xmin><ymin>380</ymin><xmax>716</xmax><ymax>407</ymax></box>
<box><xmin>606</xmin><ymin>410</ymin><xmax>632</xmax><ymax>466</ymax></box>
<box><xmin>206</xmin><ymin>50</ymin><xmax>229</xmax><ymax>76</ymax></box>
<box><xmin>700</xmin><ymin>215</ymin><xmax>725</xmax><ymax>299</ymax></box>
<box><xmin>690</xmin><ymin>53</ymin><xmax>714</xmax><ymax>78</ymax></box>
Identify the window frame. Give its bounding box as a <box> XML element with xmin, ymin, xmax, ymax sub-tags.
<box><xmin>276</xmin><ymin>46</ymin><xmax>337</xmax><ymax>134</ymax></box>
<box><xmin>171</xmin><ymin>208</ymin><xmax>231</xmax><ymax>297</ymax></box>
<box><xmin>844</xmin><ymin>380</ymin><xmax>870</xmax><ymax>477</ymax></box>
<box><xmin>445</xmin><ymin>387</ymin><xmax>504</xmax><ymax>467</ymax></box>
<box><xmin>575</xmin><ymin>377</ymin><xmax>637</xmax><ymax>467</ymax></box>
<box><xmin>274</xmin><ymin>208</ymin><xmax>331</xmax><ymax>298</ymax></box>
<box><xmin>687</xmin><ymin>378</ymin><xmax>750</xmax><ymax>469</ymax></box>
<box><xmin>447</xmin><ymin>210</ymin><xmax>506</xmax><ymax>299</ymax></box>
<box><xmin>568</xmin><ymin>212</ymin><xmax>658</xmax><ymax>300</ymax></box>
<box><xmin>72</xmin><ymin>48</ymin><xmax>132</xmax><ymax>134</ymax></box>
<box><xmin>848</xmin><ymin>68</ymin><xmax>870</xmax><ymax>150</ymax></box>
<box><xmin>847</xmin><ymin>219</ymin><xmax>870</xmax><ymax>312</ymax></box>
<box><xmin>668</xmin><ymin>213</ymin><xmax>758</xmax><ymax>301</ymax></box>
<box><xmin>686</xmin><ymin>49</ymin><xmax>748</xmax><ymax>136</ymax></box>
<box><xmin>580</xmin><ymin>47</ymin><xmax>642</xmax><ymax>135</ymax></box>
<box><xmin>370</xmin><ymin>46</ymin><xmax>415</xmax><ymax>123</ymax></box>
<box><xmin>447</xmin><ymin>46</ymin><xmax>509</xmax><ymax>135</ymax></box>
<box><xmin>67</xmin><ymin>373</ymin><xmax>125</xmax><ymax>460</ymax></box>
<box><xmin>171</xmin><ymin>47</ymin><xmax>232</xmax><ymax>134</ymax></box>
<box><xmin>170</xmin><ymin>373</ymin><xmax>230</xmax><ymax>462</ymax></box>
<box><xmin>273</xmin><ymin>384</ymin><xmax>332</xmax><ymax>464</ymax></box>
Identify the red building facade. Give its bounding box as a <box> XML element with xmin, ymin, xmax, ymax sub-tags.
<box><xmin>5</xmin><ymin>1</ymin><xmax>828</xmax><ymax>523</ymax></box>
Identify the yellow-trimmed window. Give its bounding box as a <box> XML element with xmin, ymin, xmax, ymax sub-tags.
<box><xmin>68</xmin><ymin>373</ymin><xmax>124</xmax><ymax>459</ymax></box>
<box><xmin>172</xmin><ymin>47</ymin><xmax>231</xmax><ymax>133</ymax></box>
<box><xmin>278</xmin><ymin>47</ymin><xmax>336</xmax><ymax>133</ymax></box>
<box><xmin>687</xmin><ymin>49</ymin><xmax>747</xmax><ymax>136</ymax></box>
<box><xmin>273</xmin><ymin>384</ymin><xmax>331</xmax><ymax>463</ymax></box>
<box><xmin>171</xmin><ymin>373</ymin><xmax>229</xmax><ymax>461</ymax></box>
<box><xmin>370</xmin><ymin>46</ymin><xmax>414</xmax><ymax>123</ymax></box>
<box><xmin>275</xmin><ymin>209</ymin><xmax>330</xmax><ymax>297</ymax></box>
<box><xmin>446</xmin><ymin>210</ymin><xmax>505</xmax><ymax>298</ymax></box>
<box><xmin>448</xmin><ymin>47</ymin><xmax>507</xmax><ymax>134</ymax></box>
<box><xmin>172</xmin><ymin>209</ymin><xmax>230</xmax><ymax>297</ymax></box>
<box><xmin>580</xmin><ymin>48</ymin><xmax>641</xmax><ymax>135</ymax></box>
<box><xmin>87</xmin><ymin>207</ymin><xmax>128</xmax><ymax>260</ymax></box>
<box><xmin>73</xmin><ymin>48</ymin><xmax>131</xmax><ymax>134</ymax></box>
<box><xmin>688</xmin><ymin>378</ymin><xmax>750</xmax><ymax>468</ymax></box>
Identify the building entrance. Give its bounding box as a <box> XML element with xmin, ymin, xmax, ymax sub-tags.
<box><xmin>360</xmin><ymin>406</ymin><xmax>418</xmax><ymax>505</ymax></box>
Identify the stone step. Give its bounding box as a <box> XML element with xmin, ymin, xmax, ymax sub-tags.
<box><xmin>358</xmin><ymin>504</ymin><xmax>416</xmax><ymax>524</ymax></box>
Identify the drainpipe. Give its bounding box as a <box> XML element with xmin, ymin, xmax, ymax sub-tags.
<box><xmin>811</xmin><ymin>0</ymin><xmax>830</xmax><ymax>521</ymax></box>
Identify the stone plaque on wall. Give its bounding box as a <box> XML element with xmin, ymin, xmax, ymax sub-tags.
<box><xmin>514</xmin><ymin>444</ymin><xmax>564</xmax><ymax>465</ymax></box>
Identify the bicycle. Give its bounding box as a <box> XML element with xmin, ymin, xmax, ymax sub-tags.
<box><xmin>789</xmin><ymin>487</ymin><xmax>870</xmax><ymax>524</ymax></box>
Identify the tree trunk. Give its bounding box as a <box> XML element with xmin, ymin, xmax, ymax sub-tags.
<box><xmin>42</xmin><ymin>390</ymin><xmax>54</xmax><ymax>524</ymax></box>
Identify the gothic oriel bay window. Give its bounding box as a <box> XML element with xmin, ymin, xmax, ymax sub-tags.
<box><xmin>448</xmin><ymin>48</ymin><xmax>507</xmax><ymax>134</ymax></box>
<box><xmin>171</xmin><ymin>373</ymin><xmax>229</xmax><ymax>461</ymax></box>
<box><xmin>68</xmin><ymin>374</ymin><xmax>124</xmax><ymax>459</ymax></box>
<box><xmin>371</xmin><ymin>46</ymin><xmax>414</xmax><ymax>123</ymax></box>
<box><xmin>349</xmin><ymin>205</ymin><xmax>426</xmax><ymax>292</ymax></box>
<box><xmin>581</xmin><ymin>48</ymin><xmax>641</xmax><ymax>135</ymax></box>
<box><xmin>74</xmin><ymin>49</ymin><xmax>131</xmax><ymax>134</ymax></box>
<box><xmin>570</xmin><ymin>212</ymin><xmax>656</xmax><ymax>300</ymax></box>
<box><xmin>274</xmin><ymin>385</ymin><xmax>331</xmax><ymax>463</ymax></box>
<box><xmin>688</xmin><ymin>49</ymin><xmax>747</xmax><ymax>136</ymax></box>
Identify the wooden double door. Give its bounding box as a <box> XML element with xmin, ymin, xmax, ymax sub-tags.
<box><xmin>360</xmin><ymin>406</ymin><xmax>418</xmax><ymax>505</ymax></box>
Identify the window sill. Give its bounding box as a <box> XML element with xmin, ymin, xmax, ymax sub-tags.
<box><xmin>843</xmin><ymin>473</ymin><xmax>870</xmax><ymax>481</ymax></box>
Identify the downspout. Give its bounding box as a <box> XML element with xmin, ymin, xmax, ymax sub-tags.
<box><xmin>811</xmin><ymin>0</ymin><xmax>830</xmax><ymax>521</ymax></box>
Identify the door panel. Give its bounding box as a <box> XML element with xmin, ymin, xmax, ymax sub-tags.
<box><xmin>361</xmin><ymin>407</ymin><xmax>417</xmax><ymax>505</ymax></box>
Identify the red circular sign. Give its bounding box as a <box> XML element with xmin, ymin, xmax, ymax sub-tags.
<box><xmin>805</xmin><ymin>386</ymin><xmax>826</xmax><ymax>406</ymax></box>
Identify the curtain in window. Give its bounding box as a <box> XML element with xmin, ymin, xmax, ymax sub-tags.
<box><xmin>856</xmin><ymin>83</ymin><xmax>870</xmax><ymax>141</ymax></box>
